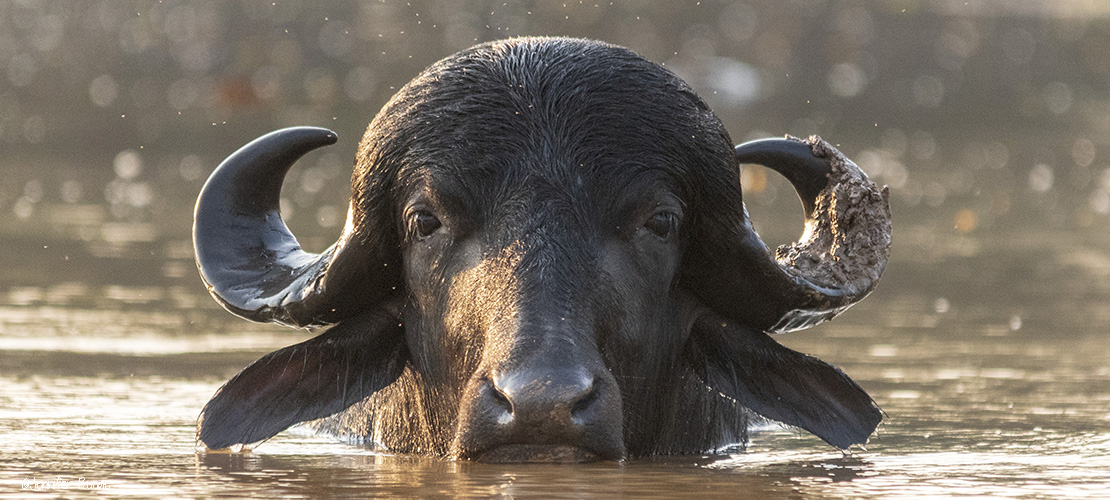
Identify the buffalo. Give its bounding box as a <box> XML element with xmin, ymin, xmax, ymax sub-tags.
<box><xmin>193</xmin><ymin>37</ymin><xmax>891</xmax><ymax>462</ymax></box>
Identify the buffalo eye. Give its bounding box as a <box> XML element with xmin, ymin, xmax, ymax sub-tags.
<box><xmin>410</xmin><ymin>210</ymin><xmax>442</xmax><ymax>239</ymax></box>
<box><xmin>644</xmin><ymin>210</ymin><xmax>679</xmax><ymax>238</ymax></box>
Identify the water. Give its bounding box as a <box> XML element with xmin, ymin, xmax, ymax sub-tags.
<box><xmin>4</xmin><ymin>1</ymin><xmax>1110</xmax><ymax>498</ymax></box>
<box><xmin>2</xmin><ymin>226</ymin><xmax>1107</xmax><ymax>498</ymax></box>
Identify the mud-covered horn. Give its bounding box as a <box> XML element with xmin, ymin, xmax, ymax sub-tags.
<box><xmin>740</xmin><ymin>136</ymin><xmax>891</xmax><ymax>332</ymax></box>
<box><xmin>687</xmin><ymin>136</ymin><xmax>891</xmax><ymax>334</ymax></box>
<box><xmin>193</xmin><ymin>127</ymin><xmax>389</xmax><ymax>328</ymax></box>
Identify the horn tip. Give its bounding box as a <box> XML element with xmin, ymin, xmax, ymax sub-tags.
<box><xmin>193</xmin><ymin>125</ymin><xmax>346</xmax><ymax>329</ymax></box>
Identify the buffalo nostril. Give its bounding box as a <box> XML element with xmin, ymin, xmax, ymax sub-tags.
<box><xmin>490</xmin><ymin>385</ymin><xmax>512</xmax><ymax>410</ymax></box>
<box><xmin>484</xmin><ymin>378</ymin><xmax>514</xmax><ymax>425</ymax></box>
<box><xmin>570</xmin><ymin>382</ymin><xmax>599</xmax><ymax>420</ymax></box>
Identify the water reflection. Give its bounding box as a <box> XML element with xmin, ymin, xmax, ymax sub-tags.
<box><xmin>1</xmin><ymin>228</ymin><xmax>1108</xmax><ymax>498</ymax></box>
<box><xmin>198</xmin><ymin>450</ymin><xmax>806</xmax><ymax>498</ymax></box>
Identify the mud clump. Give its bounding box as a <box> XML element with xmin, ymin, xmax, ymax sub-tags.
<box><xmin>775</xmin><ymin>135</ymin><xmax>892</xmax><ymax>298</ymax></box>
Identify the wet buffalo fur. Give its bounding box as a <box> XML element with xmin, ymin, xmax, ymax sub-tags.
<box><xmin>198</xmin><ymin>37</ymin><xmax>880</xmax><ymax>459</ymax></box>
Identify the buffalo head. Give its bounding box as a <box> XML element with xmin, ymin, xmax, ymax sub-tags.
<box><xmin>194</xmin><ymin>37</ymin><xmax>891</xmax><ymax>462</ymax></box>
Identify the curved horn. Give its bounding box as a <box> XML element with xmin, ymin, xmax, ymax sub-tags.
<box><xmin>193</xmin><ymin>127</ymin><xmax>393</xmax><ymax>328</ymax></box>
<box><xmin>734</xmin><ymin>138</ymin><xmax>831</xmax><ymax>219</ymax></box>
<box><xmin>687</xmin><ymin>136</ymin><xmax>891</xmax><ymax>333</ymax></box>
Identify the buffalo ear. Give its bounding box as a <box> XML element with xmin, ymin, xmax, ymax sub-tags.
<box><xmin>197</xmin><ymin>306</ymin><xmax>407</xmax><ymax>450</ymax></box>
<box><xmin>686</xmin><ymin>312</ymin><xmax>881</xmax><ymax>450</ymax></box>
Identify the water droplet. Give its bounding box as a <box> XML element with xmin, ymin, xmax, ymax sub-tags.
<box><xmin>113</xmin><ymin>150</ymin><xmax>143</xmax><ymax>180</ymax></box>
<box><xmin>827</xmin><ymin>63</ymin><xmax>867</xmax><ymax>98</ymax></box>
<box><xmin>1090</xmin><ymin>189</ymin><xmax>1110</xmax><ymax>215</ymax></box>
<box><xmin>166</xmin><ymin>78</ymin><xmax>199</xmax><ymax>110</ymax></box>
<box><xmin>880</xmin><ymin>129</ymin><xmax>908</xmax><ymax>158</ymax></box>
<box><xmin>126</xmin><ymin>182</ymin><xmax>153</xmax><ymax>207</ymax></box>
<box><xmin>89</xmin><ymin>74</ymin><xmax>119</xmax><ymax>107</ymax></box>
<box><xmin>316</xmin><ymin>205</ymin><xmax>341</xmax><ymax>228</ymax></box>
<box><xmin>178</xmin><ymin>155</ymin><xmax>205</xmax><ymax>181</ymax></box>
<box><xmin>303</xmin><ymin>68</ymin><xmax>337</xmax><ymax>103</ymax></box>
<box><xmin>60</xmin><ymin>180</ymin><xmax>83</xmax><ymax>204</ymax></box>
<box><xmin>934</xmin><ymin>297</ymin><xmax>951</xmax><ymax>314</ymax></box>
<box><xmin>910</xmin><ymin>131</ymin><xmax>937</xmax><ymax>161</ymax></box>
<box><xmin>1028</xmin><ymin>164</ymin><xmax>1054</xmax><ymax>193</ymax></box>
<box><xmin>716</xmin><ymin>3</ymin><xmax>758</xmax><ymax>43</ymax></box>
<box><xmin>924</xmin><ymin>182</ymin><xmax>947</xmax><ymax>207</ymax></box>
<box><xmin>344</xmin><ymin>66</ymin><xmax>378</xmax><ymax>102</ymax></box>
<box><xmin>30</xmin><ymin>14</ymin><xmax>65</xmax><ymax>52</ymax></box>
<box><xmin>1043</xmin><ymin>82</ymin><xmax>1073</xmax><ymax>115</ymax></box>
<box><xmin>13</xmin><ymin>198</ymin><xmax>35</xmax><ymax>219</ymax></box>
<box><xmin>251</xmin><ymin>66</ymin><xmax>281</xmax><ymax>101</ymax></box>
<box><xmin>23</xmin><ymin>180</ymin><xmax>43</xmax><ymax>203</ymax></box>
<box><xmin>1071</xmin><ymin>137</ymin><xmax>1096</xmax><ymax>167</ymax></box>
<box><xmin>912</xmin><ymin>75</ymin><xmax>945</xmax><ymax>108</ymax></box>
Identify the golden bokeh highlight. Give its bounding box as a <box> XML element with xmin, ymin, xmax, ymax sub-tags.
<box><xmin>955</xmin><ymin>208</ymin><xmax>978</xmax><ymax>232</ymax></box>
<box><xmin>740</xmin><ymin>165</ymin><xmax>768</xmax><ymax>193</ymax></box>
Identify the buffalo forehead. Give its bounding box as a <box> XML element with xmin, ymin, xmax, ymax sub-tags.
<box><xmin>391</xmin><ymin>39</ymin><xmax>716</xmax><ymax>200</ymax></box>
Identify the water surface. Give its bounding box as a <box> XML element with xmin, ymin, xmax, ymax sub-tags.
<box><xmin>2</xmin><ymin>227</ymin><xmax>1108</xmax><ymax>499</ymax></box>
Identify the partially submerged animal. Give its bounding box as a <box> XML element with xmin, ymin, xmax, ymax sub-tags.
<box><xmin>193</xmin><ymin>37</ymin><xmax>891</xmax><ymax>462</ymax></box>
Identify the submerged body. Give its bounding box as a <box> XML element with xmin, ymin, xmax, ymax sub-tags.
<box><xmin>193</xmin><ymin>37</ymin><xmax>891</xmax><ymax>462</ymax></box>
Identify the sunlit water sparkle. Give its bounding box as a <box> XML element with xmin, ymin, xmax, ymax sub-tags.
<box><xmin>2</xmin><ymin>228</ymin><xmax>1108</xmax><ymax>498</ymax></box>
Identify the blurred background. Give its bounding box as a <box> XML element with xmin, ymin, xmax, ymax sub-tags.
<box><xmin>2</xmin><ymin>1</ymin><xmax>1109</xmax><ymax>497</ymax></box>
<box><xmin>2</xmin><ymin>0</ymin><xmax>1108</xmax><ymax>323</ymax></box>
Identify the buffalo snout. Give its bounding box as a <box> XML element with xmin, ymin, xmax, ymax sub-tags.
<box><xmin>491</xmin><ymin>369</ymin><xmax>599</xmax><ymax>429</ymax></box>
<box><xmin>453</xmin><ymin>356</ymin><xmax>624</xmax><ymax>462</ymax></box>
